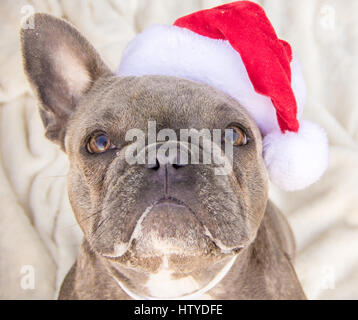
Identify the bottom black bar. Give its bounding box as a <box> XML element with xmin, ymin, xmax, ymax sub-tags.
<box><xmin>0</xmin><ymin>300</ymin><xmax>356</xmax><ymax>319</ymax></box>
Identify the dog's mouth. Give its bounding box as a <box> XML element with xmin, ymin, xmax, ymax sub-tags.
<box><xmin>156</xmin><ymin>196</ymin><xmax>191</xmax><ymax>208</ymax></box>
<box><xmin>103</xmin><ymin>196</ymin><xmax>244</xmax><ymax>260</ymax></box>
<box><xmin>153</xmin><ymin>196</ymin><xmax>199</xmax><ymax>216</ymax></box>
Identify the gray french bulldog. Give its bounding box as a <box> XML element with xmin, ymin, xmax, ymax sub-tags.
<box><xmin>21</xmin><ymin>13</ymin><xmax>306</xmax><ymax>300</ymax></box>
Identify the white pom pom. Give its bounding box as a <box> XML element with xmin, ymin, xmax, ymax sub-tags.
<box><xmin>263</xmin><ymin>121</ymin><xmax>329</xmax><ymax>191</ymax></box>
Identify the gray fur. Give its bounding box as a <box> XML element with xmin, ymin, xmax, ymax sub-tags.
<box><xmin>21</xmin><ymin>13</ymin><xmax>306</xmax><ymax>300</ymax></box>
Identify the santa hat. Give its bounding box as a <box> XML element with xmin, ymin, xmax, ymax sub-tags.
<box><xmin>117</xmin><ymin>1</ymin><xmax>329</xmax><ymax>191</ymax></box>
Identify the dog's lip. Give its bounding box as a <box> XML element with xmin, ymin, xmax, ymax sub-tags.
<box><xmin>154</xmin><ymin>196</ymin><xmax>191</xmax><ymax>208</ymax></box>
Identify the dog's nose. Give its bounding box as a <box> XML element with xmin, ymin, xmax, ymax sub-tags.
<box><xmin>147</xmin><ymin>157</ymin><xmax>187</xmax><ymax>170</ymax></box>
<box><xmin>146</xmin><ymin>148</ymin><xmax>190</xmax><ymax>196</ymax></box>
<box><xmin>145</xmin><ymin>142</ymin><xmax>189</xmax><ymax>173</ymax></box>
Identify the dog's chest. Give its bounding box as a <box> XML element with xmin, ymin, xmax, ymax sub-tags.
<box><xmin>144</xmin><ymin>268</ymin><xmax>212</xmax><ymax>300</ymax></box>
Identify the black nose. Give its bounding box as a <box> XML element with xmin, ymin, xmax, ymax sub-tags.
<box><xmin>147</xmin><ymin>158</ymin><xmax>187</xmax><ymax>171</ymax></box>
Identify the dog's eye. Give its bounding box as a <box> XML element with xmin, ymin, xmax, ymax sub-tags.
<box><xmin>87</xmin><ymin>132</ymin><xmax>111</xmax><ymax>154</ymax></box>
<box><xmin>224</xmin><ymin>126</ymin><xmax>247</xmax><ymax>146</ymax></box>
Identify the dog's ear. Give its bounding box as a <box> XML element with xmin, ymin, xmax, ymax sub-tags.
<box><xmin>21</xmin><ymin>13</ymin><xmax>112</xmax><ymax>147</ymax></box>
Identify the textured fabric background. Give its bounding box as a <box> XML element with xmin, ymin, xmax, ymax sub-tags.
<box><xmin>0</xmin><ymin>0</ymin><xmax>357</xmax><ymax>299</ymax></box>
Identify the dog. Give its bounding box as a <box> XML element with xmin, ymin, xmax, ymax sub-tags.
<box><xmin>21</xmin><ymin>13</ymin><xmax>306</xmax><ymax>300</ymax></box>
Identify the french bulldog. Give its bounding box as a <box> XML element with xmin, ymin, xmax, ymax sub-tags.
<box><xmin>21</xmin><ymin>13</ymin><xmax>306</xmax><ymax>300</ymax></box>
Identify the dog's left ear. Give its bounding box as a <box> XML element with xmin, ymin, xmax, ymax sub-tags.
<box><xmin>21</xmin><ymin>13</ymin><xmax>112</xmax><ymax>147</ymax></box>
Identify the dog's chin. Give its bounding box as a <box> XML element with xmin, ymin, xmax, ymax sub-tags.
<box><xmin>102</xmin><ymin>199</ymin><xmax>243</xmax><ymax>273</ymax></box>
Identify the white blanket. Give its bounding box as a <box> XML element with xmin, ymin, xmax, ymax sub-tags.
<box><xmin>0</xmin><ymin>0</ymin><xmax>357</xmax><ymax>300</ymax></box>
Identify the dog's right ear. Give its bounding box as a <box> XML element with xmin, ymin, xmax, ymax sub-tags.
<box><xmin>21</xmin><ymin>13</ymin><xmax>112</xmax><ymax>148</ymax></box>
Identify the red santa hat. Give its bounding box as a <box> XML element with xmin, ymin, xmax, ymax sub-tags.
<box><xmin>117</xmin><ymin>1</ymin><xmax>329</xmax><ymax>191</ymax></box>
